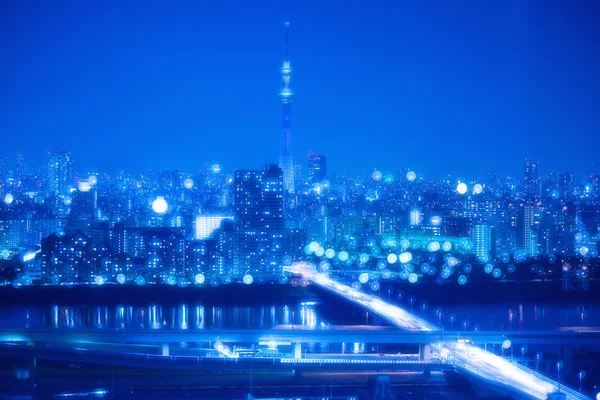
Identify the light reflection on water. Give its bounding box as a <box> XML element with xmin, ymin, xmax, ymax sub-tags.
<box><xmin>0</xmin><ymin>302</ymin><xmax>324</xmax><ymax>331</ymax></box>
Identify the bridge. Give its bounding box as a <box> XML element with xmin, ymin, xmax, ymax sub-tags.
<box><xmin>287</xmin><ymin>262</ymin><xmax>593</xmax><ymax>400</ymax></box>
<box><xmin>1</xmin><ymin>327</ymin><xmax>599</xmax><ymax>346</ymax></box>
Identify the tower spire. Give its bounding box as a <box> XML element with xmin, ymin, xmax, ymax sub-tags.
<box><xmin>279</xmin><ymin>21</ymin><xmax>295</xmax><ymax>193</ymax></box>
<box><xmin>284</xmin><ymin>21</ymin><xmax>289</xmax><ymax>59</ymax></box>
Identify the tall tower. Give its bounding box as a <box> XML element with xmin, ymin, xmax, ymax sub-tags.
<box><xmin>279</xmin><ymin>22</ymin><xmax>295</xmax><ymax>193</ymax></box>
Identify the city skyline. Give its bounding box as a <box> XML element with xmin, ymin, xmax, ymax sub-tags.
<box><xmin>1</xmin><ymin>1</ymin><xmax>600</xmax><ymax>177</ymax></box>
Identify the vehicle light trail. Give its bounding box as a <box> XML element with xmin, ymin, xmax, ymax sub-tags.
<box><xmin>287</xmin><ymin>262</ymin><xmax>591</xmax><ymax>400</ymax></box>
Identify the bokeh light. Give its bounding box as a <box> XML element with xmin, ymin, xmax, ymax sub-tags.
<box><xmin>151</xmin><ymin>196</ymin><xmax>168</xmax><ymax>214</ymax></box>
<box><xmin>358</xmin><ymin>273</ymin><xmax>369</xmax><ymax>284</ymax></box>
<box><xmin>183</xmin><ymin>178</ymin><xmax>194</xmax><ymax>189</ymax></box>
<box><xmin>408</xmin><ymin>273</ymin><xmax>418</xmax><ymax>284</ymax></box>
<box><xmin>78</xmin><ymin>181</ymin><xmax>92</xmax><ymax>192</ymax></box>
<box><xmin>406</xmin><ymin>171</ymin><xmax>416</xmax><ymax>181</ymax></box>
<box><xmin>372</xmin><ymin>171</ymin><xmax>382</xmax><ymax>181</ymax></box>
<box><xmin>194</xmin><ymin>273</ymin><xmax>206</xmax><ymax>284</ymax></box>
<box><xmin>456</xmin><ymin>182</ymin><xmax>468</xmax><ymax>195</ymax></box>
<box><xmin>243</xmin><ymin>274</ymin><xmax>253</xmax><ymax>285</ymax></box>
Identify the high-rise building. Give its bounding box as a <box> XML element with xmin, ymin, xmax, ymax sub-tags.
<box><xmin>233</xmin><ymin>165</ymin><xmax>284</xmax><ymax>278</ymax></box>
<box><xmin>279</xmin><ymin>22</ymin><xmax>295</xmax><ymax>193</ymax></box>
<box><xmin>48</xmin><ymin>150</ymin><xmax>74</xmax><ymax>194</ymax></box>
<box><xmin>524</xmin><ymin>159</ymin><xmax>539</xmax><ymax>201</ymax></box>
<box><xmin>308</xmin><ymin>153</ymin><xmax>327</xmax><ymax>182</ymax></box>
<box><xmin>559</xmin><ymin>173</ymin><xmax>574</xmax><ymax>200</ymax></box>
<box><xmin>521</xmin><ymin>205</ymin><xmax>538</xmax><ymax>258</ymax></box>
<box><xmin>471</xmin><ymin>224</ymin><xmax>492</xmax><ymax>262</ymax></box>
<box><xmin>15</xmin><ymin>150</ymin><xmax>25</xmax><ymax>184</ymax></box>
<box><xmin>194</xmin><ymin>214</ymin><xmax>234</xmax><ymax>240</ymax></box>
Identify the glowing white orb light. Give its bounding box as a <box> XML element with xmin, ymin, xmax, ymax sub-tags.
<box><xmin>358</xmin><ymin>273</ymin><xmax>369</xmax><ymax>284</ymax></box>
<box><xmin>408</xmin><ymin>273</ymin><xmax>418</xmax><ymax>284</ymax></box>
<box><xmin>194</xmin><ymin>273</ymin><xmax>206</xmax><ymax>284</ymax></box>
<box><xmin>308</xmin><ymin>241</ymin><xmax>320</xmax><ymax>252</ymax></box>
<box><xmin>372</xmin><ymin>171</ymin><xmax>382</xmax><ymax>181</ymax></box>
<box><xmin>406</xmin><ymin>171</ymin><xmax>416</xmax><ymax>181</ymax></box>
<box><xmin>151</xmin><ymin>196</ymin><xmax>168</xmax><ymax>214</ymax></box>
<box><xmin>442</xmin><ymin>241</ymin><xmax>453</xmax><ymax>251</ymax></box>
<box><xmin>400</xmin><ymin>239</ymin><xmax>411</xmax><ymax>250</ymax></box>
<box><xmin>325</xmin><ymin>248</ymin><xmax>335</xmax><ymax>259</ymax></box>
<box><xmin>94</xmin><ymin>275</ymin><xmax>105</xmax><ymax>285</ymax></box>
<box><xmin>183</xmin><ymin>178</ymin><xmax>194</xmax><ymax>189</ymax></box>
<box><xmin>580</xmin><ymin>246</ymin><xmax>589</xmax><ymax>256</ymax></box>
<box><xmin>338</xmin><ymin>251</ymin><xmax>349</xmax><ymax>262</ymax></box>
<box><xmin>456</xmin><ymin>182</ymin><xmax>468</xmax><ymax>195</ymax></box>
<box><xmin>315</xmin><ymin>247</ymin><xmax>325</xmax><ymax>257</ymax></box>
<box><xmin>370</xmin><ymin>281</ymin><xmax>380</xmax><ymax>291</ymax></box>
<box><xmin>359</xmin><ymin>253</ymin><xmax>369</xmax><ymax>264</ymax></box>
<box><xmin>473</xmin><ymin>183</ymin><xmax>483</xmax><ymax>194</ymax></box>
<box><xmin>63</xmin><ymin>196</ymin><xmax>72</xmax><ymax>206</ymax></box>
<box><xmin>399</xmin><ymin>252</ymin><xmax>412</xmax><ymax>264</ymax></box>
<box><xmin>116</xmin><ymin>274</ymin><xmax>126</xmax><ymax>284</ymax></box>
<box><xmin>3</xmin><ymin>193</ymin><xmax>14</xmax><ymax>205</ymax></box>
<box><xmin>428</xmin><ymin>241</ymin><xmax>440</xmax><ymax>252</ymax></box>
<box><xmin>387</xmin><ymin>253</ymin><xmax>398</xmax><ymax>264</ymax></box>
<box><xmin>243</xmin><ymin>274</ymin><xmax>253</xmax><ymax>285</ymax></box>
<box><xmin>88</xmin><ymin>175</ymin><xmax>97</xmax><ymax>186</ymax></box>
<box><xmin>78</xmin><ymin>181</ymin><xmax>92</xmax><ymax>192</ymax></box>
<box><xmin>502</xmin><ymin>339</ymin><xmax>512</xmax><ymax>349</ymax></box>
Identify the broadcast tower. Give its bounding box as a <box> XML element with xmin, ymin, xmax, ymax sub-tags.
<box><xmin>279</xmin><ymin>22</ymin><xmax>295</xmax><ymax>193</ymax></box>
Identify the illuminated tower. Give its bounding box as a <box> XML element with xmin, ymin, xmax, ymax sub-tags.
<box><xmin>279</xmin><ymin>22</ymin><xmax>295</xmax><ymax>193</ymax></box>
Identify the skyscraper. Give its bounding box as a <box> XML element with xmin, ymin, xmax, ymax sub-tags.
<box><xmin>559</xmin><ymin>173</ymin><xmax>574</xmax><ymax>200</ymax></box>
<box><xmin>471</xmin><ymin>224</ymin><xmax>492</xmax><ymax>262</ymax></box>
<box><xmin>524</xmin><ymin>159</ymin><xmax>539</xmax><ymax>201</ymax></box>
<box><xmin>308</xmin><ymin>153</ymin><xmax>327</xmax><ymax>182</ymax></box>
<box><xmin>279</xmin><ymin>22</ymin><xmax>295</xmax><ymax>193</ymax></box>
<box><xmin>48</xmin><ymin>150</ymin><xmax>74</xmax><ymax>195</ymax></box>
<box><xmin>233</xmin><ymin>165</ymin><xmax>284</xmax><ymax>278</ymax></box>
<box><xmin>521</xmin><ymin>205</ymin><xmax>538</xmax><ymax>258</ymax></box>
<box><xmin>15</xmin><ymin>150</ymin><xmax>25</xmax><ymax>184</ymax></box>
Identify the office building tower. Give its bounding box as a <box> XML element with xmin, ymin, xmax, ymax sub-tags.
<box><xmin>308</xmin><ymin>153</ymin><xmax>327</xmax><ymax>182</ymax></box>
<box><xmin>410</xmin><ymin>208</ymin><xmax>422</xmax><ymax>227</ymax></box>
<box><xmin>15</xmin><ymin>150</ymin><xmax>25</xmax><ymax>184</ymax></box>
<box><xmin>471</xmin><ymin>224</ymin><xmax>492</xmax><ymax>262</ymax></box>
<box><xmin>48</xmin><ymin>150</ymin><xmax>74</xmax><ymax>194</ymax></box>
<box><xmin>279</xmin><ymin>22</ymin><xmax>295</xmax><ymax>193</ymax></box>
<box><xmin>233</xmin><ymin>165</ymin><xmax>284</xmax><ymax>278</ymax></box>
<box><xmin>559</xmin><ymin>173</ymin><xmax>574</xmax><ymax>200</ymax></box>
<box><xmin>524</xmin><ymin>159</ymin><xmax>539</xmax><ymax>201</ymax></box>
<box><xmin>521</xmin><ymin>205</ymin><xmax>538</xmax><ymax>258</ymax></box>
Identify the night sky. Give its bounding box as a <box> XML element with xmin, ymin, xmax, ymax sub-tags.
<box><xmin>1</xmin><ymin>0</ymin><xmax>599</xmax><ymax>178</ymax></box>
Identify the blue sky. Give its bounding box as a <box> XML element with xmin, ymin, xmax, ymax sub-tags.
<box><xmin>1</xmin><ymin>0</ymin><xmax>599</xmax><ymax>178</ymax></box>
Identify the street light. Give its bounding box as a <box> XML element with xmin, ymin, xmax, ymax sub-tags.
<box><xmin>579</xmin><ymin>370</ymin><xmax>586</xmax><ymax>393</ymax></box>
<box><xmin>556</xmin><ymin>361</ymin><xmax>564</xmax><ymax>393</ymax></box>
<box><xmin>535</xmin><ymin>351</ymin><xmax>543</xmax><ymax>372</ymax></box>
<box><xmin>520</xmin><ymin>345</ymin><xmax>528</xmax><ymax>364</ymax></box>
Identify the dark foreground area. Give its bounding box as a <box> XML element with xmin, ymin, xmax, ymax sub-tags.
<box><xmin>0</xmin><ymin>358</ymin><xmax>488</xmax><ymax>400</ymax></box>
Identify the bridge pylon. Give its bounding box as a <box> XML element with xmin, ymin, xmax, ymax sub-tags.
<box><xmin>373</xmin><ymin>374</ymin><xmax>394</xmax><ymax>400</ymax></box>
